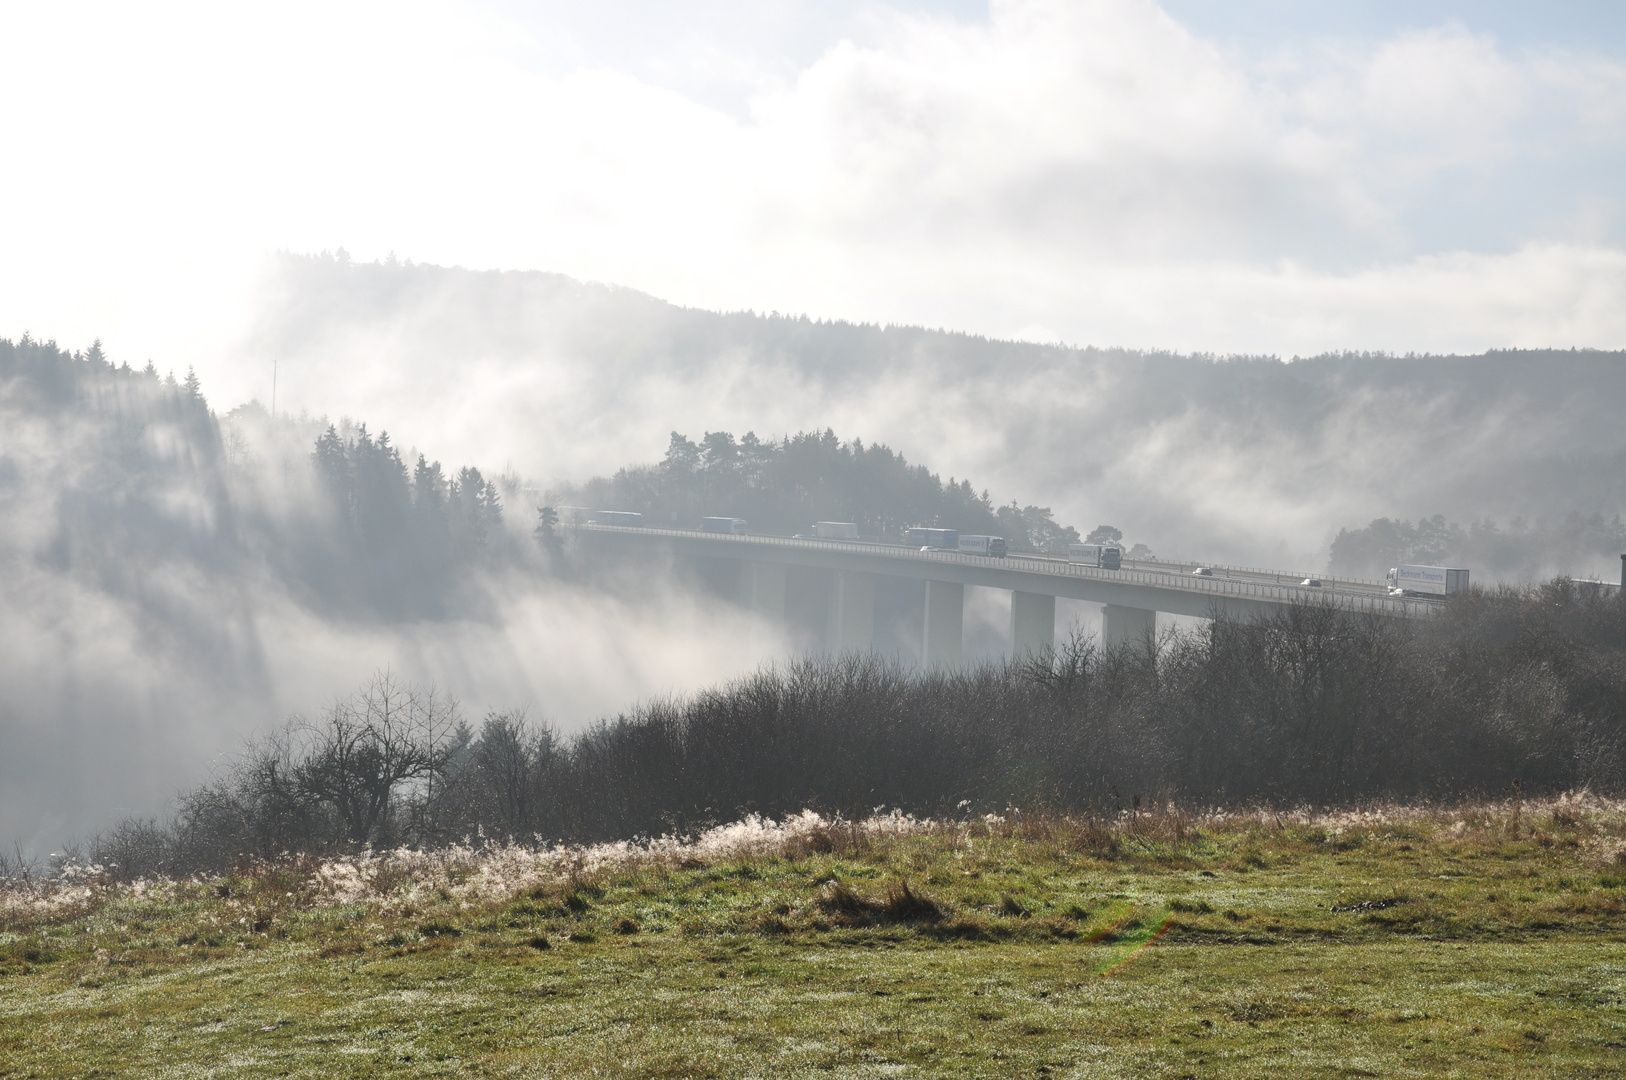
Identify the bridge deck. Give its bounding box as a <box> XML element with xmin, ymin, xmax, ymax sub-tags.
<box><xmin>571</xmin><ymin>525</ymin><xmax>1437</xmax><ymax>620</ymax></box>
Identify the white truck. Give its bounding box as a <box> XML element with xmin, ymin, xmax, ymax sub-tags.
<box><xmin>957</xmin><ymin>534</ymin><xmax>1007</xmax><ymax>557</ymax></box>
<box><xmin>813</xmin><ymin>521</ymin><xmax>860</xmax><ymax>540</ymax></box>
<box><xmin>1068</xmin><ymin>543</ymin><xmax>1121</xmax><ymax>570</ymax></box>
<box><xmin>592</xmin><ymin>511</ymin><xmax>645</xmax><ymax>527</ymax></box>
<box><xmin>701</xmin><ymin>517</ymin><xmax>748</xmax><ymax>535</ymax></box>
<box><xmin>1387</xmin><ymin>564</ymin><xmax>1469</xmax><ymax>596</ymax></box>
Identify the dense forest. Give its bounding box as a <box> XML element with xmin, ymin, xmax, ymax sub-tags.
<box><xmin>554</xmin><ymin>429</ymin><xmax>1083</xmax><ymax>550</ymax></box>
<box><xmin>0</xmin><ymin>334</ymin><xmax>514</xmax><ymax>620</ymax></box>
<box><xmin>82</xmin><ymin>579</ymin><xmax>1626</xmax><ymax>876</ymax></box>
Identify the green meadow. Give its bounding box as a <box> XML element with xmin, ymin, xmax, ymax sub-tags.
<box><xmin>3</xmin><ymin>801</ymin><xmax>1623</xmax><ymax>1078</ymax></box>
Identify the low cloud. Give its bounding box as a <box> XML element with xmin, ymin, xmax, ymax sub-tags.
<box><xmin>1</xmin><ymin>0</ymin><xmax>1623</xmax><ymax>379</ymax></box>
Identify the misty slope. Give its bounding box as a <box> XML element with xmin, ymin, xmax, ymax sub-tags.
<box><xmin>0</xmin><ymin>336</ymin><xmax>785</xmax><ymax>851</ymax></box>
<box><xmin>246</xmin><ymin>254</ymin><xmax>1626</xmax><ymax>573</ymax></box>
<box><xmin>1</xmin><ymin>333</ymin><xmax>1103</xmax><ymax>850</ymax></box>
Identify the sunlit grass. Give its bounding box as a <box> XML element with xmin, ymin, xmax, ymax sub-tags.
<box><xmin>3</xmin><ymin>796</ymin><xmax>1624</xmax><ymax>1077</ymax></box>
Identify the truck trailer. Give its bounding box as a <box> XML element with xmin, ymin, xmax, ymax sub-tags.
<box><xmin>701</xmin><ymin>517</ymin><xmax>748</xmax><ymax>535</ymax></box>
<box><xmin>592</xmin><ymin>511</ymin><xmax>645</xmax><ymax>527</ymax></box>
<box><xmin>1068</xmin><ymin>543</ymin><xmax>1121</xmax><ymax>569</ymax></box>
<box><xmin>957</xmin><ymin>534</ymin><xmax>1008</xmax><ymax>557</ymax></box>
<box><xmin>907</xmin><ymin>526</ymin><xmax>959</xmax><ymax>549</ymax></box>
<box><xmin>1387</xmin><ymin>564</ymin><xmax>1469</xmax><ymax>596</ymax></box>
<box><xmin>813</xmin><ymin>521</ymin><xmax>860</xmax><ymax>540</ymax></box>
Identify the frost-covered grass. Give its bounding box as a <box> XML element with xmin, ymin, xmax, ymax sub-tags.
<box><xmin>3</xmin><ymin>797</ymin><xmax>1625</xmax><ymax>1078</ymax></box>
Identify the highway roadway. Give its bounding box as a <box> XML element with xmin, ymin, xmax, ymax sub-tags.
<box><xmin>569</xmin><ymin>524</ymin><xmax>1438</xmax><ymax>620</ymax></box>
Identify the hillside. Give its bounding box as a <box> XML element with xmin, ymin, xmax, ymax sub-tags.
<box><xmin>0</xmin><ymin>335</ymin><xmax>1088</xmax><ymax>850</ymax></box>
<box><xmin>246</xmin><ymin>253</ymin><xmax>1626</xmax><ymax>573</ymax></box>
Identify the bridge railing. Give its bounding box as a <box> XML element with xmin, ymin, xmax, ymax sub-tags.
<box><xmin>569</xmin><ymin>524</ymin><xmax>1437</xmax><ymax>618</ymax></box>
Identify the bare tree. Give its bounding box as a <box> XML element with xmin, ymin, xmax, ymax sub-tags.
<box><xmin>294</xmin><ymin>672</ymin><xmax>460</xmax><ymax>847</ymax></box>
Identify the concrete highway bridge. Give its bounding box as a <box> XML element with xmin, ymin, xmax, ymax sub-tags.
<box><xmin>570</xmin><ymin>524</ymin><xmax>1437</xmax><ymax>667</ymax></box>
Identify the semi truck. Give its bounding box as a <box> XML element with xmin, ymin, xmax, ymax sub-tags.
<box><xmin>592</xmin><ymin>511</ymin><xmax>645</xmax><ymax>527</ymax></box>
<box><xmin>907</xmin><ymin>526</ymin><xmax>958</xmax><ymax>549</ymax></box>
<box><xmin>957</xmin><ymin>534</ymin><xmax>1007</xmax><ymax>557</ymax></box>
<box><xmin>701</xmin><ymin>517</ymin><xmax>748</xmax><ymax>535</ymax></box>
<box><xmin>1386</xmin><ymin>564</ymin><xmax>1469</xmax><ymax>596</ymax></box>
<box><xmin>813</xmin><ymin>521</ymin><xmax>860</xmax><ymax>540</ymax></box>
<box><xmin>1068</xmin><ymin>542</ymin><xmax>1121</xmax><ymax>569</ymax></box>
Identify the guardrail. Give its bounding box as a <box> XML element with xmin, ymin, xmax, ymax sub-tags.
<box><xmin>1132</xmin><ymin>558</ymin><xmax>1390</xmax><ymax>591</ymax></box>
<box><xmin>569</xmin><ymin>524</ymin><xmax>1439</xmax><ymax>618</ymax></box>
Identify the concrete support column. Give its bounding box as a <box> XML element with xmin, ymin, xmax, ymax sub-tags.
<box><xmin>922</xmin><ymin>580</ymin><xmax>964</xmax><ymax>669</ymax></box>
<box><xmin>1010</xmin><ymin>591</ymin><xmax>1056</xmax><ymax>660</ymax></box>
<box><xmin>1102</xmin><ymin>604</ymin><xmax>1157</xmax><ymax>649</ymax></box>
<box><xmin>740</xmin><ymin>560</ymin><xmax>786</xmax><ymax>620</ymax></box>
<box><xmin>828</xmin><ymin>571</ymin><xmax>877</xmax><ymax>653</ymax></box>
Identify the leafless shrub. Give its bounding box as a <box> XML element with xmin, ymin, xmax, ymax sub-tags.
<box><xmin>84</xmin><ymin>584</ymin><xmax>1626</xmax><ymax>872</ymax></box>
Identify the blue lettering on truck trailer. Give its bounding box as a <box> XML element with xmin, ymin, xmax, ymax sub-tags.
<box><xmin>1387</xmin><ymin>564</ymin><xmax>1469</xmax><ymax>596</ymax></box>
<box><xmin>958</xmin><ymin>535</ymin><xmax>1007</xmax><ymax>557</ymax></box>
<box><xmin>1068</xmin><ymin>543</ymin><xmax>1121</xmax><ymax>569</ymax></box>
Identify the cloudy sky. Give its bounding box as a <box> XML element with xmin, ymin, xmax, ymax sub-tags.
<box><xmin>3</xmin><ymin>0</ymin><xmax>1625</xmax><ymax>390</ymax></box>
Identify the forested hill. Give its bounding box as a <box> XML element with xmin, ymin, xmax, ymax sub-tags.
<box><xmin>0</xmin><ymin>334</ymin><xmax>513</xmax><ymax>622</ymax></box>
<box><xmin>1</xmin><ymin>334</ymin><xmax>1086</xmax><ymax>607</ymax></box>
<box><xmin>0</xmin><ymin>329</ymin><xmax>1096</xmax><ymax>847</ymax></box>
<box><xmin>252</xmin><ymin>253</ymin><xmax>1626</xmax><ymax>574</ymax></box>
<box><xmin>554</xmin><ymin>429</ymin><xmax>1084</xmax><ymax>551</ymax></box>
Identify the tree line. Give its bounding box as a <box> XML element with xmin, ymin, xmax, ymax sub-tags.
<box><xmin>0</xmin><ymin>334</ymin><xmax>514</xmax><ymax>620</ymax></box>
<box><xmin>553</xmin><ymin>428</ymin><xmax>1083</xmax><ymax>551</ymax></box>
<box><xmin>82</xmin><ymin>580</ymin><xmax>1626</xmax><ymax>877</ymax></box>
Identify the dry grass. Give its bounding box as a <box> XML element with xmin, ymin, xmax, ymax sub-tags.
<box><xmin>3</xmin><ymin>795</ymin><xmax>1624</xmax><ymax>1077</ymax></box>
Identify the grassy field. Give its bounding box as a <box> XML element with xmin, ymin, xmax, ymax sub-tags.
<box><xmin>3</xmin><ymin>798</ymin><xmax>1624</xmax><ymax>1078</ymax></box>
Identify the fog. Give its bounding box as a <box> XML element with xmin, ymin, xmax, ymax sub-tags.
<box><xmin>4</xmin><ymin>0</ymin><xmax>1626</xmax><ymax>857</ymax></box>
<box><xmin>0</xmin><ymin>343</ymin><xmax>790</xmax><ymax>852</ymax></box>
<box><xmin>8</xmin><ymin>252</ymin><xmax>1626</xmax><ymax>854</ymax></box>
<box><xmin>244</xmin><ymin>254</ymin><xmax>1626</xmax><ymax>573</ymax></box>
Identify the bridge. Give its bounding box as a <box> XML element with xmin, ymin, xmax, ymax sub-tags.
<box><xmin>570</xmin><ymin>524</ymin><xmax>1437</xmax><ymax>667</ymax></box>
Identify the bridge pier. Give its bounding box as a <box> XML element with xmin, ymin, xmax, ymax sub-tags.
<box><xmin>829</xmin><ymin>571</ymin><xmax>877</xmax><ymax>653</ymax></box>
<box><xmin>923</xmin><ymin>580</ymin><xmax>964</xmax><ymax>669</ymax></box>
<box><xmin>740</xmin><ymin>560</ymin><xmax>787</xmax><ymax>620</ymax></box>
<box><xmin>1011</xmin><ymin>591</ymin><xmax>1055</xmax><ymax>659</ymax></box>
<box><xmin>1102</xmin><ymin>604</ymin><xmax>1157</xmax><ymax>649</ymax></box>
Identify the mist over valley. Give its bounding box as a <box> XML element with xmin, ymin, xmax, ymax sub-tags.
<box><xmin>7</xmin><ymin>5</ymin><xmax>1626</xmax><ymax>1071</ymax></box>
<box><xmin>5</xmin><ymin>261</ymin><xmax>1625</xmax><ymax>852</ymax></box>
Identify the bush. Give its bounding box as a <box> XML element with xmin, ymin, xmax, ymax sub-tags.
<box><xmin>85</xmin><ymin>583</ymin><xmax>1626</xmax><ymax>878</ymax></box>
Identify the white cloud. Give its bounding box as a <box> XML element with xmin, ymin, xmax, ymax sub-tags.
<box><xmin>0</xmin><ymin>0</ymin><xmax>1623</xmax><ymax>394</ymax></box>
